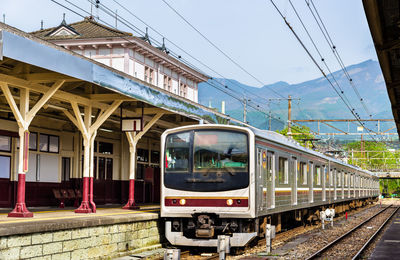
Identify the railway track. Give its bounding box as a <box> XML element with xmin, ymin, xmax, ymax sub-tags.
<box><xmin>306</xmin><ymin>205</ymin><xmax>399</xmax><ymax>260</ymax></box>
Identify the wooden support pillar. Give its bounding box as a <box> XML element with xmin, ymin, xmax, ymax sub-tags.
<box><xmin>64</xmin><ymin>100</ymin><xmax>122</xmax><ymax>213</ymax></box>
<box><xmin>123</xmin><ymin>112</ymin><xmax>164</xmax><ymax>209</ymax></box>
<box><xmin>0</xmin><ymin>80</ymin><xmax>64</xmax><ymax>217</ymax></box>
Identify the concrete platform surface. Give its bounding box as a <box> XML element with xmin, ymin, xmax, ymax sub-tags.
<box><xmin>369</xmin><ymin>208</ymin><xmax>400</xmax><ymax>259</ymax></box>
<box><xmin>0</xmin><ymin>205</ymin><xmax>160</xmax><ymax>237</ymax></box>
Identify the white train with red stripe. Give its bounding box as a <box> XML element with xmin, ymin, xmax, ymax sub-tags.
<box><xmin>161</xmin><ymin>124</ymin><xmax>379</xmax><ymax>248</ymax></box>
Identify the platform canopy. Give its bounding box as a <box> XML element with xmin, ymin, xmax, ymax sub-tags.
<box><xmin>0</xmin><ymin>22</ymin><xmax>247</xmax><ymax>133</ymax></box>
<box><xmin>363</xmin><ymin>0</ymin><xmax>400</xmax><ymax>135</ymax></box>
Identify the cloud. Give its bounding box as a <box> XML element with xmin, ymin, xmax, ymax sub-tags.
<box><xmin>317</xmin><ymin>97</ymin><xmax>340</xmax><ymax>105</ymax></box>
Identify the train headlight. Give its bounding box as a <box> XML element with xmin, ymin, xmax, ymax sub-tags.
<box><xmin>179</xmin><ymin>199</ymin><xmax>186</xmax><ymax>205</ymax></box>
<box><xmin>226</xmin><ymin>199</ymin><xmax>233</xmax><ymax>206</ymax></box>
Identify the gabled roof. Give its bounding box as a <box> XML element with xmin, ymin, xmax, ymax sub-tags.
<box><xmin>31</xmin><ymin>17</ymin><xmax>132</xmax><ymax>40</ymax></box>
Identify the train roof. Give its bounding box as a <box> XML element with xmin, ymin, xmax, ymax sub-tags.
<box><xmin>249</xmin><ymin>127</ymin><xmax>375</xmax><ymax>177</ymax></box>
<box><xmin>162</xmin><ymin>124</ymin><xmax>376</xmax><ymax>178</ymax></box>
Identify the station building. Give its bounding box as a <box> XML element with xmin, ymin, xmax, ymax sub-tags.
<box><xmin>0</xmin><ymin>18</ymin><xmax>240</xmax><ymax>217</ymax></box>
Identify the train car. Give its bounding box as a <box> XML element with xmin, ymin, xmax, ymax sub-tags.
<box><xmin>160</xmin><ymin>124</ymin><xmax>379</xmax><ymax>248</ymax></box>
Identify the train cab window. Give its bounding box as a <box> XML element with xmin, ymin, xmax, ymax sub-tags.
<box><xmin>299</xmin><ymin>162</ymin><xmax>307</xmax><ymax>185</ymax></box>
<box><xmin>278</xmin><ymin>157</ymin><xmax>289</xmax><ymax>184</ymax></box>
<box><xmin>165</xmin><ymin>132</ymin><xmax>190</xmax><ymax>172</ymax></box>
<box><xmin>193</xmin><ymin>131</ymin><xmax>248</xmax><ymax>172</ymax></box>
<box><xmin>315</xmin><ymin>166</ymin><xmax>321</xmax><ymax>185</ymax></box>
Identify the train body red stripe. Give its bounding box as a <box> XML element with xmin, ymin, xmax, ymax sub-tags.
<box><xmin>165</xmin><ymin>198</ymin><xmax>248</xmax><ymax>207</ymax></box>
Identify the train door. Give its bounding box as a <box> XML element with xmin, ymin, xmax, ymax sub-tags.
<box><xmin>291</xmin><ymin>157</ymin><xmax>297</xmax><ymax>205</ymax></box>
<box><xmin>256</xmin><ymin>148</ymin><xmax>267</xmax><ymax>212</ymax></box>
<box><xmin>267</xmin><ymin>151</ymin><xmax>275</xmax><ymax>209</ymax></box>
<box><xmin>308</xmin><ymin>162</ymin><xmax>314</xmax><ymax>203</ymax></box>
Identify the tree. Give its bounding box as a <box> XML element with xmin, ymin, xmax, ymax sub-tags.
<box><xmin>278</xmin><ymin>125</ymin><xmax>314</xmax><ymax>147</ymax></box>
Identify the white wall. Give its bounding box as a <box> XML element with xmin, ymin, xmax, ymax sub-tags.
<box><xmin>95</xmin><ymin>58</ymin><xmax>110</xmax><ymax>67</ymax></box>
<box><xmin>172</xmin><ymin>79</ymin><xmax>178</xmax><ymax>95</ymax></box>
<box><xmin>135</xmin><ymin>62</ymin><xmax>144</xmax><ymax>81</ymax></box>
<box><xmin>112</xmin><ymin>58</ymin><xmax>124</xmax><ymax>72</ymax></box>
<box><xmin>158</xmin><ymin>73</ymin><xmax>164</xmax><ymax>89</ymax></box>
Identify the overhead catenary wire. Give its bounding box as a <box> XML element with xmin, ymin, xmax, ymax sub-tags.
<box><xmin>53</xmin><ymin>0</ymin><xmax>287</xmax><ymax>128</ymax></box>
<box><xmin>89</xmin><ymin>0</ymin><xmax>285</xmax><ymax>115</ymax></box>
<box><xmin>160</xmin><ymin>0</ymin><xmax>284</xmax><ymax>99</ymax></box>
<box><xmin>87</xmin><ymin>0</ymin><xmax>287</xmax><ymax>123</ymax></box>
<box><xmin>305</xmin><ymin>0</ymin><xmax>372</xmax><ymax>119</ymax></box>
<box><xmin>110</xmin><ymin>0</ymin><xmax>284</xmax><ymax>106</ymax></box>
<box><xmin>268</xmin><ymin>0</ymin><xmax>381</xmax><ymax>143</ymax></box>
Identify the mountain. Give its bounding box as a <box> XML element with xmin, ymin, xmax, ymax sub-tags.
<box><xmin>198</xmin><ymin>59</ymin><xmax>394</xmax><ymax>135</ymax></box>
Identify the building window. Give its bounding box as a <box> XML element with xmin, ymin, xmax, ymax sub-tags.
<box><xmin>144</xmin><ymin>66</ymin><xmax>154</xmax><ymax>84</ymax></box>
<box><xmin>337</xmin><ymin>171</ymin><xmax>341</xmax><ymax>187</ymax></box>
<box><xmin>39</xmin><ymin>134</ymin><xmax>59</xmax><ymax>153</ymax></box>
<box><xmin>151</xmin><ymin>150</ymin><xmax>160</xmax><ymax>164</ymax></box>
<box><xmin>278</xmin><ymin>157</ymin><xmax>288</xmax><ymax>184</ymax></box>
<box><xmin>0</xmin><ymin>156</ymin><xmax>11</xmax><ymax>178</ymax></box>
<box><xmin>299</xmin><ymin>162</ymin><xmax>307</xmax><ymax>185</ymax></box>
<box><xmin>137</xmin><ymin>148</ymin><xmax>148</xmax><ymax>163</ymax></box>
<box><xmin>330</xmin><ymin>169</ymin><xmax>333</xmax><ymax>186</ymax></box>
<box><xmin>0</xmin><ymin>135</ymin><xmax>11</xmax><ymax>152</ymax></box>
<box><xmin>29</xmin><ymin>133</ymin><xmax>37</xmax><ymax>150</ymax></box>
<box><xmin>99</xmin><ymin>142</ymin><xmax>113</xmax><ymax>154</ymax></box>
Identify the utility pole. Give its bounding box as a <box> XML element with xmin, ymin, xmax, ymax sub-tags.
<box><xmin>268</xmin><ymin>110</ymin><xmax>272</xmax><ymax>131</ymax></box>
<box><xmin>268</xmin><ymin>95</ymin><xmax>300</xmax><ymax>138</ymax></box>
<box><xmin>243</xmin><ymin>97</ymin><xmax>250</xmax><ymax>123</ymax></box>
<box><xmin>288</xmin><ymin>95</ymin><xmax>292</xmax><ymax>138</ymax></box>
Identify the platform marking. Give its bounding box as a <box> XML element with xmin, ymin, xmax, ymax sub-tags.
<box><xmin>0</xmin><ymin>209</ymin><xmax>159</xmax><ymax>224</ymax></box>
<box><xmin>384</xmin><ymin>240</ymin><xmax>400</xmax><ymax>243</ymax></box>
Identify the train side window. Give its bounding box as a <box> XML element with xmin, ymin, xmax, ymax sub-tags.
<box><xmin>299</xmin><ymin>162</ymin><xmax>307</xmax><ymax>185</ymax></box>
<box><xmin>315</xmin><ymin>166</ymin><xmax>321</xmax><ymax>185</ymax></box>
<box><xmin>278</xmin><ymin>157</ymin><xmax>288</xmax><ymax>184</ymax></box>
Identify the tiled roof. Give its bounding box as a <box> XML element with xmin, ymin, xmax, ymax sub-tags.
<box><xmin>30</xmin><ymin>17</ymin><xmax>132</xmax><ymax>40</ymax></box>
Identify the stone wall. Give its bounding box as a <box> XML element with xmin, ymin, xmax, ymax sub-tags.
<box><xmin>0</xmin><ymin>220</ymin><xmax>161</xmax><ymax>260</ymax></box>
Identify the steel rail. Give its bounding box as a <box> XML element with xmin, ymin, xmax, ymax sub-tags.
<box><xmin>306</xmin><ymin>205</ymin><xmax>393</xmax><ymax>260</ymax></box>
<box><xmin>352</xmin><ymin>206</ymin><xmax>399</xmax><ymax>260</ymax></box>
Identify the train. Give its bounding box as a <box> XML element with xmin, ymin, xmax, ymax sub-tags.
<box><xmin>160</xmin><ymin>124</ymin><xmax>379</xmax><ymax>248</ymax></box>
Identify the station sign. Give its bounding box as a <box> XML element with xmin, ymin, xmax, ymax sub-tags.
<box><xmin>122</xmin><ymin>118</ymin><xmax>143</xmax><ymax>132</ymax></box>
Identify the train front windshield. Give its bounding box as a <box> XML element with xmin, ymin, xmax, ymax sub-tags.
<box><xmin>164</xmin><ymin>130</ymin><xmax>249</xmax><ymax>192</ymax></box>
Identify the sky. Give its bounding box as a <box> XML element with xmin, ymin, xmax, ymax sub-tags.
<box><xmin>0</xmin><ymin>0</ymin><xmax>378</xmax><ymax>87</ymax></box>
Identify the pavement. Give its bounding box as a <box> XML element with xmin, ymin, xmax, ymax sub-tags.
<box><xmin>0</xmin><ymin>205</ymin><xmax>160</xmax><ymax>237</ymax></box>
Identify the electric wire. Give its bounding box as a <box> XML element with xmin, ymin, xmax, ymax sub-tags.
<box><xmin>305</xmin><ymin>0</ymin><xmax>372</xmax><ymax>119</ymax></box>
<box><xmin>269</xmin><ymin>0</ymin><xmax>380</xmax><ymax>143</ymax></box>
<box><xmin>52</xmin><ymin>0</ymin><xmax>301</xmax><ymax>132</ymax></box>
<box><xmin>88</xmin><ymin>0</ymin><xmax>286</xmax><ymax>123</ymax></box>
<box><xmin>160</xmin><ymin>0</ymin><xmax>284</xmax><ymax>98</ymax></box>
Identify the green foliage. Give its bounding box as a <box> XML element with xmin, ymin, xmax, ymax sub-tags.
<box><xmin>380</xmin><ymin>179</ymin><xmax>400</xmax><ymax>198</ymax></box>
<box><xmin>346</xmin><ymin>141</ymin><xmax>400</xmax><ymax>171</ymax></box>
<box><xmin>278</xmin><ymin>125</ymin><xmax>314</xmax><ymax>147</ymax></box>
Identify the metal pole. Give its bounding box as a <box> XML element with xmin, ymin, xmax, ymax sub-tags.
<box><xmin>288</xmin><ymin>95</ymin><xmax>292</xmax><ymax>138</ymax></box>
<box><xmin>269</xmin><ymin>110</ymin><xmax>272</xmax><ymax>131</ymax></box>
<box><xmin>243</xmin><ymin>98</ymin><xmax>247</xmax><ymax>123</ymax></box>
<box><xmin>266</xmin><ymin>224</ymin><xmax>271</xmax><ymax>254</ymax></box>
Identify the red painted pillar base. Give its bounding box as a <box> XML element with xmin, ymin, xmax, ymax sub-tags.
<box><xmin>123</xmin><ymin>179</ymin><xmax>139</xmax><ymax>209</ymax></box>
<box><xmin>89</xmin><ymin>177</ymin><xmax>96</xmax><ymax>213</ymax></box>
<box><xmin>8</xmin><ymin>174</ymin><xmax>33</xmax><ymax>218</ymax></box>
<box><xmin>75</xmin><ymin>177</ymin><xmax>92</xmax><ymax>213</ymax></box>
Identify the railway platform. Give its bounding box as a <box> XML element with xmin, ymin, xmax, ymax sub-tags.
<box><xmin>0</xmin><ymin>205</ymin><xmax>162</xmax><ymax>260</ymax></box>
<box><xmin>369</xmin><ymin>207</ymin><xmax>400</xmax><ymax>259</ymax></box>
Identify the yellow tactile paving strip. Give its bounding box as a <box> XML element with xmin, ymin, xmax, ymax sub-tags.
<box><xmin>0</xmin><ymin>205</ymin><xmax>160</xmax><ymax>225</ymax></box>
